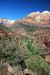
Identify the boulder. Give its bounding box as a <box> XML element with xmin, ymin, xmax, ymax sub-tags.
<box><xmin>1</xmin><ymin>63</ymin><xmax>15</xmax><ymax>75</ymax></box>
<box><xmin>24</xmin><ymin>69</ymin><xmax>33</xmax><ymax>75</ymax></box>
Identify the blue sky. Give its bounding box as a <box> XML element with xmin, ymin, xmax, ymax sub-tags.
<box><xmin>0</xmin><ymin>0</ymin><xmax>50</xmax><ymax>20</ymax></box>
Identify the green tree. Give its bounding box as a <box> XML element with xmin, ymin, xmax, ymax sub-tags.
<box><xmin>27</xmin><ymin>41</ymin><xmax>37</xmax><ymax>55</ymax></box>
<box><xmin>25</xmin><ymin>55</ymin><xmax>49</xmax><ymax>75</ymax></box>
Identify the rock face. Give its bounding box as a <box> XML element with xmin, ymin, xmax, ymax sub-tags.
<box><xmin>1</xmin><ymin>63</ymin><xmax>15</xmax><ymax>75</ymax></box>
<box><xmin>16</xmin><ymin>11</ymin><xmax>50</xmax><ymax>26</ymax></box>
<box><xmin>45</xmin><ymin>54</ymin><xmax>50</xmax><ymax>62</ymax></box>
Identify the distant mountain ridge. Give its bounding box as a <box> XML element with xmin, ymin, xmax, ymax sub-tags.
<box><xmin>0</xmin><ymin>18</ymin><xmax>14</xmax><ymax>27</ymax></box>
<box><xmin>16</xmin><ymin>11</ymin><xmax>50</xmax><ymax>26</ymax></box>
<box><xmin>0</xmin><ymin>11</ymin><xmax>50</xmax><ymax>27</ymax></box>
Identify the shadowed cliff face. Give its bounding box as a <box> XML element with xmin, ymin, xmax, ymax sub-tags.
<box><xmin>32</xmin><ymin>30</ymin><xmax>50</xmax><ymax>48</ymax></box>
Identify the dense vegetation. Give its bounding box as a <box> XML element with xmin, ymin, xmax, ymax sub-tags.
<box><xmin>0</xmin><ymin>25</ymin><xmax>50</xmax><ymax>75</ymax></box>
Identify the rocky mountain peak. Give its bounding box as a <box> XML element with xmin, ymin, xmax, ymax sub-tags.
<box><xmin>0</xmin><ymin>18</ymin><xmax>15</xmax><ymax>27</ymax></box>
